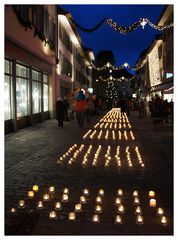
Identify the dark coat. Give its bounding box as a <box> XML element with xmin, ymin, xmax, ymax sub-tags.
<box><xmin>56</xmin><ymin>100</ymin><xmax>64</xmax><ymax>119</ymax></box>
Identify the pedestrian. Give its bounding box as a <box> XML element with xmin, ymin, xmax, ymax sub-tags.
<box><xmin>75</xmin><ymin>90</ymin><xmax>86</xmax><ymax>129</ymax></box>
<box><xmin>85</xmin><ymin>97</ymin><xmax>95</xmax><ymax>124</ymax></box>
<box><xmin>55</xmin><ymin>97</ymin><xmax>64</xmax><ymax>127</ymax></box>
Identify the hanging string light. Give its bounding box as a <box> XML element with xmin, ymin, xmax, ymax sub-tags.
<box><xmin>91</xmin><ymin>62</ymin><xmax>143</xmax><ymax>71</ymax></box>
<box><xmin>69</xmin><ymin>17</ymin><xmax>173</xmax><ymax>34</ymax></box>
<box><xmin>98</xmin><ymin>75</ymin><xmax>135</xmax><ymax>82</ymax></box>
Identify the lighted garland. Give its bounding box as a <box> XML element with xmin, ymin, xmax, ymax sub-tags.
<box><xmin>92</xmin><ymin>62</ymin><xmax>143</xmax><ymax>71</ymax></box>
<box><xmin>97</xmin><ymin>75</ymin><xmax>135</xmax><ymax>82</ymax></box>
<box><xmin>70</xmin><ymin>17</ymin><xmax>173</xmax><ymax>34</ymax></box>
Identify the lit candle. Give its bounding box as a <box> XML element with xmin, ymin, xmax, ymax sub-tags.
<box><xmin>95</xmin><ymin>205</ymin><xmax>102</xmax><ymax>213</ymax></box>
<box><xmin>83</xmin><ymin>189</ymin><xmax>89</xmax><ymax>196</ymax></box>
<box><xmin>149</xmin><ymin>190</ymin><xmax>155</xmax><ymax>198</ymax></box>
<box><xmin>62</xmin><ymin>194</ymin><xmax>69</xmax><ymax>202</ymax></box>
<box><xmin>80</xmin><ymin>196</ymin><xmax>87</xmax><ymax>204</ymax></box>
<box><xmin>75</xmin><ymin>203</ymin><xmax>82</xmax><ymax>212</ymax></box>
<box><xmin>55</xmin><ymin>202</ymin><xmax>62</xmax><ymax>210</ymax></box>
<box><xmin>149</xmin><ymin>198</ymin><xmax>156</xmax><ymax>207</ymax></box>
<box><xmin>49</xmin><ymin>210</ymin><xmax>57</xmax><ymax>219</ymax></box>
<box><xmin>136</xmin><ymin>215</ymin><xmax>144</xmax><ymax>225</ymax></box>
<box><xmin>115</xmin><ymin>197</ymin><xmax>122</xmax><ymax>206</ymax></box>
<box><xmin>117</xmin><ymin>204</ymin><xmax>125</xmax><ymax>214</ymax></box>
<box><xmin>43</xmin><ymin>193</ymin><xmax>50</xmax><ymax>201</ymax></box>
<box><xmin>99</xmin><ymin>189</ymin><xmax>104</xmax><ymax>196</ymax></box>
<box><xmin>37</xmin><ymin>201</ymin><xmax>44</xmax><ymax>209</ymax></box>
<box><xmin>157</xmin><ymin>207</ymin><xmax>164</xmax><ymax>216</ymax></box>
<box><xmin>133</xmin><ymin>197</ymin><xmax>140</xmax><ymax>205</ymax></box>
<box><xmin>10</xmin><ymin>207</ymin><xmax>16</xmax><ymax>213</ymax></box>
<box><xmin>92</xmin><ymin>214</ymin><xmax>100</xmax><ymax>223</ymax></box>
<box><xmin>117</xmin><ymin>189</ymin><xmax>123</xmax><ymax>197</ymax></box>
<box><xmin>135</xmin><ymin>206</ymin><xmax>142</xmax><ymax>215</ymax></box>
<box><xmin>133</xmin><ymin>190</ymin><xmax>139</xmax><ymax>197</ymax></box>
<box><xmin>63</xmin><ymin>188</ymin><xmax>69</xmax><ymax>194</ymax></box>
<box><xmin>49</xmin><ymin>186</ymin><xmax>55</xmax><ymax>194</ymax></box>
<box><xmin>96</xmin><ymin>196</ymin><xmax>102</xmax><ymax>204</ymax></box>
<box><xmin>115</xmin><ymin>215</ymin><xmax>122</xmax><ymax>224</ymax></box>
<box><xmin>160</xmin><ymin>216</ymin><xmax>167</xmax><ymax>226</ymax></box>
<box><xmin>28</xmin><ymin>191</ymin><xmax>34</xmax><ymax>199</ymax></box>
<box><xmin>32</xmin><ymin>185</ymin><xmax>39</xmax><ymax>192</ymax></box>
<box><xmin>18</xmin><ymin>200</ymin><xmax>25</xmax><ymax>209</ymax></box>
<box><xmin>68</xmin><ymin>212</ymin><xmax>76</xmax><ymax>221</ymax></box>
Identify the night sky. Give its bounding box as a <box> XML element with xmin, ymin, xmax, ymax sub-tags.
<box><xmin>60</xmin><ymin>4</ymin><xmax>165</xmax><ymax>73</ymax></box>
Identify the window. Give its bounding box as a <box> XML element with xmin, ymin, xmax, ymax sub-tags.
<box><xmin>43</xmin><ymin>74</ymin><xmax>49</xmax><ymax>111</ymax></box>
<box><xmin>32</xmin><ymin>69</ymin><xmax>42</xmax><ymax>114</ymax></box>
<box><xmin>4</xmin><ymin>59</ymin><xmax>12</xmax><ymax>120</ymax></box>
<box><xmin>16</xmin><ymin>63</ymin><xmax>29</xmax><ymax>118</ymax></box>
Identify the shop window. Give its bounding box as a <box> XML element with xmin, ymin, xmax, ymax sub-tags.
<box><xmin>32</xmin><ymin>81</ymin><xmax>41</xmax><ymax>114</ymax></box>
<box><xmin>43</xmin><ymin>74</ymin><xmax>49</xmax><ymax>111</ymax></box>
<box><xmin>16</xmin><ymin>77</ymin><xmax>29</xmax><ymax>118</ymax></box>
<box><xmin>4</xmin><ymin>59</ymin><xmax>12</xmax><ymax>120</ymax></box>
<box><xmin>16</xmin><ymin>63</ymin><xmax>29</xmax><ymax>78</ymax></box>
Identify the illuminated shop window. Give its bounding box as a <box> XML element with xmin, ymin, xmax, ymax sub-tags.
<box><xmin>32</xmin><ymin>70</ymin><xmax>42</xmax><ymax>114</ymax></box>
<box><xmin>16</xmin><ymin>77</ymin><xmax>29</xmax><ymax>118</ymax></box>
<box><xmin>4</xmin><ymin>59</ymin><xmax>12</xmax><ymax>120</ymax></box>
<box><xmin>43</xmin><ymin>74</ymin><xmax>48</xmax><ymax>111</ymax></box>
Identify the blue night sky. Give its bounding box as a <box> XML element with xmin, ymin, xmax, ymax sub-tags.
<box><xmin>60</xmin><ymin>4</ymin><xmax>165</xmax><ymax>72</ymax></box>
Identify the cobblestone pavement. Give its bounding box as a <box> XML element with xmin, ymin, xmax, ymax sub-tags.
<box><xmin>5</xmin><ymin>110</ymin><xmax>173</xmax><ymax>235</ymax></box>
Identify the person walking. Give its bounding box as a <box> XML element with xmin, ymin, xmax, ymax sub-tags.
<box><xmin>56</xmin><ymin>97</ymin><xmax>64</xmax><ymax>127</ymax></box>
<box><xmin>75</xmin><ymin>90</ymin><xmax>86</xmax><ymax>129</ymax></box>
<box><xmin>85</xmin><ymin>97</ymin><xmax>95</xmax><ymax>124</ymax></box>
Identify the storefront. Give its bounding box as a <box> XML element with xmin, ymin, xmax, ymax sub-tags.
<box><xmin>151</xmin><ymin>81</ymin><xmax>173</xmax><ymax>102</ymax></box>
<box><xmin>5</xmin><ymin>58</ymin><xmax>49</xmax><ymax>134</ymax></box>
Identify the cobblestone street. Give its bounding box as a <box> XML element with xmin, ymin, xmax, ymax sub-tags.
<box><xmin>5</xmin><ymin>110</ymin><xmax>173</xmax><ymax>235</ymax></box>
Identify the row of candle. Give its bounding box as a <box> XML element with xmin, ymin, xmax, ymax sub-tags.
<box><xmin>84</xmin><ymin>129</ymin><xmax>135</xmax><ymax>140</ymax></box>
<box><xmin>57</xmin><ymin>144</ymin><xmax>78</xmax><ymax>164</ymax></box>
<box><xmin>94</xmin><ymin>122</ymin><xmax>131</xmax><ymax>129</ymax></box>
<box><xmin>58</xmin><ymin>144</ymin><xmax>144</xmax><ymax>168</ymax></box>
<box><xmin>12</xmin><ymin>188</ymin><xmax>168</xmax><ymax>225</ymax></box>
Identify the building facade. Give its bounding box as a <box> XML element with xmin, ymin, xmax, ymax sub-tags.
<box><xmin>5</xmin><ymin>5</ymin><xmax>94</xmax><ymax>134</ymax></box>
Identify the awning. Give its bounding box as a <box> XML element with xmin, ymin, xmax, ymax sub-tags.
<box><xmin>163</xmin><ymin>87</ymin><xmax>174</xmax><ymax>94</ymax></box>
<box><xmin>151</xmin><ymin>81</ymin><xmax>173</xmax><ymax>92</ymax></box>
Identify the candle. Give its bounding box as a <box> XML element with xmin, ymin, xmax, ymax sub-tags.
<box><xmin>157</xmin><ymin>207</ymin><xmax>164</xmax><ymax>216</ymax></box>
<box><xmin>63</xmin><ymin>188</ymin><xmax>69</xmax><ymax>194</ymax></box>
<box><xmin>83</xmin><ymin>189</ymin><xmax>89</xmax><ymax>196</ymax></box>
<box><xmin>43</xmin><ymin>193</ymin><xmax>50</xmax><ymax>201</ymax></box>
<box><xmin>115</xmin><ymin>215</ymin><xmax>122</xmax><ymax>224</ymax></box>
<box><xmin>10</xmin><ymin>207</ymin><xmax>16</xmax><ymax>213</ymax></box>
<box><xmin>32</xmin><ymin>185</ymin><xmax>39</xmax><ymax>192</ymax></box>
<box><xmin>117</xmin><ymin>189</ymin><xmax>123</xmax><ymax>197</ymax></box>
<box><xmin>149</xmin><ymin>199</ymin><xmax>156</xmax><ymax>207</ymax></box>
<box><xmin>18</xmin><ymin>200</ymin><xmax>25</xmax><ymax>209</ymax></box>
<box><xmin>115</xmin><ymin>197</ymin><xmax>122</xmax><ymax>206</ymax></box>
<box><xmin>133</xmin><ymin>190</ymin><xmax>139</xmax><ymax>197</ymax></box>
<box><xmin>75</xmin><ymin>203</ymin><xmax>82</xmax><ymax>212</ymax></box>
<box><xmin>136</xmin><ymin>215</ymin><xmax>144</xmax><ymax>225</ymax></box>
<box><xmin>49</xmin><ymin>211</ymin><xmax>57</xmax><ymax>219</ymax></box>
<box><xmin>117</xmin><ymin>205</ymin><xmax>125</xmax><ymax>214</ymax></box>
<box><xmin>133</xmin><ymin>197</ymin><xmax>140</xmax><ymax>205</ymax></box>
<box><xmin>49</xmin><ymin>186</ymin><xmax>55</xmax><ymax>193</ymax></box>
<box><xmin>92</xmin><ymin>214</ymin><xmax>100</xmax><ymax>223</ymax></box>
<box><xmin>99</xmin><ymin>189</ymin><xmax>104</xmax><ymax>196</ymax></box>
<box><xmin>95</xmin><ymin>205</ymin><xmax>102</xmax><ymax>213</ymax></box>
<box><xmin>28</xmin><ymin>191</ymin><xmax>34</xmax><ymax>199</ymax></box>
<box><xmin>80</xmin><ymin>196</ymin><xmax>87</xmax><ymax>204</ymax></box>
<box><xmin>62</xmin><ymin>194</ymin><xmax>69</xmax><ymax>202</ymax></box>
<box><xmin>149</xmin><ymin>191</ymin><xmax>155</xmax><ymax>198</ymax></box>
<box><xmin>37</xmin><ymin>201</ymin><xmax>44</xmax><ymax>209</ymax></box>
<box><xmin>135</xmin><ymin>206</ymin><xmax>142</xmax><ymax>215</ymax></box>
<box><xmin>160</xmin><ymin>216</ymin><xmax>167</xmax><ymax>226</ymax></box>
<box><xmin>55</xmin><ymin>202</ymin><xmax>62</xmax><ymax>210</ymax></box>
<box><xmin>96</xmin><ymin>196</ymin><xmax>102</xmax><ymax>204</ymax></box>
<box><xmin>68</xmin><ymin>212</ymin><xmax>76</xmax><ymax>221</ymax></box>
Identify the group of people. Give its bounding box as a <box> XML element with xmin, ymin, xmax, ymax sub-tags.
<box><xmin>56</xmin><ymin>90</ymin><xmax>101</xmax><ymax>129</ymax></box>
